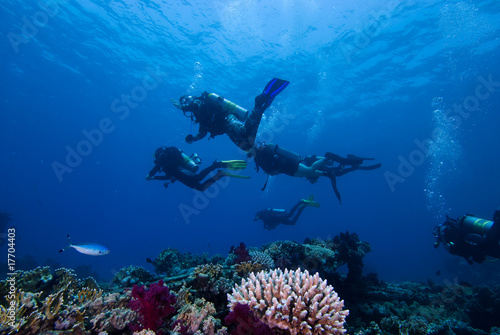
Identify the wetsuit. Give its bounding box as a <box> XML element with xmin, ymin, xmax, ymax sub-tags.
<box><xmin>255</xmin><ymin>201</ymin><xmax>306</xmax><ymax>230</ymax></box>
<box><xmin>436</xmin><ymin>214</ymin><xmax>500</xmax><ymax>264</ymax></box>
<box><xmin>147</xmin><ymin>147</ymin><xmax>224</xmax><ymax>191</ymax></box>
<box><xmin>184</xmin><ymin>92</ymin><xmax>267</xmax><ymax>151</ymax></box>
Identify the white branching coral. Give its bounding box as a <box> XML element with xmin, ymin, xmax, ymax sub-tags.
<box><xmin>227</xmin><ymin>268</ymin><xmax>349</xmax><ymax>335</ymax></box>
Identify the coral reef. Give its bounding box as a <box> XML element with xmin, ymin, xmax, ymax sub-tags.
<box><xmin>0</xmin><ymin>277</ymin><xmax>133</xmax><ymax>334</ymax></box>
<box><xmin>147</xmin><ymin>248</ymin><xmax>220</xmax><ymax>275</ymax></box>
<box><xmin>193</xmin><ymin>263</ymin><xmax>223</xmax><ymax>278</ymax></box>
<box><xmin>343</xmin><ymin>275</ymin><xmax>500</xmax><ymax>335</ymax></box>
<box><xmin>1</xmin><ymin>238</ymin><xmax>499</xmax><ymax>335</ymax></box>
<box><xmin>331</xmin><ymin>232</ymin><xmax>371</xmax><ymax>282</ymax></box>
<box><xmin>249</xmin><ymin>250</ymin><xmax>275</xmax><ymax>269</ymax></box>
<box><xmin>129</xmin><ymin>279</ymin><xmax>177</xmax><ymax>333</ymax></box>
<box><xmin>134</xmin><ymin>330</ymin><xmax>157</xmax><ymax>335</ymax></box>
<box><xmin>173</xmin><ymin>297</ymin><xmax>227</xmax><ymax>335</ymax></box>
<box><xmin>225</xmin><ymin>303</ymin><xmax>276</xmax><ymax>334</ymax></box>
<box><xmin>230</xmin><ymin>242</ymin><xmax>252</xmax><ymax>264</ymax></box>
<box><xmin>234</xmin><ymin>261</ymin><xmax>264</xmax><ymax>277</ymax></box>
<box><xmin>112</xmin><ymin>265</ymin><xmax>155</xmax><ymax>288</ymax></box>
<box><xmin>0</xmin><ymin>266</ymin><xmax>99</xmax><ymax>306</ymax></box>
<box><xmin>227</xmin><ymin>268</ymin><xmax>349</xmax><ymax>334</ymax></box>
<box><xmin>262</xmin><ymin>240</ymin><xmax>342</xmax><ymax>274</ymax></box>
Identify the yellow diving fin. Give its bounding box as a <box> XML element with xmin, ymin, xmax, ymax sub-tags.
<box><xmin>221</xmin><ymin>160</ymin><xmax>247</xmax><ymax>170</ymax></box>
<box><xmin>301</xmin><ymin>195</ymin><xmax>320</xmax><ymax>207</ymax></box>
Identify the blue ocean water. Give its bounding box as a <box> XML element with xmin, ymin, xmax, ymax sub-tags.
<box><xmin>1</xmin><ymin>0</ymin><xmax>499</xmax><ymax>285</ymax></box>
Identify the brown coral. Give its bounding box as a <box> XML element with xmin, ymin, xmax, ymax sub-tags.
<box><xmin>234</xmin><ymin>261</ymin><xmax>263</xmax><ymax>277</ymax></box>
<box><xmin>193</xmin><ymin>263</ymin><xmax>223</xmax><ymax>278</ymax></box>
<box><xmin>76</xmin><ymin>287</ymin><xmax>103</xmax><ymax>304</ymax></box>
<box><xmin>227</xmin><ymin>268</ymin><xmax>349</xmax><ymax>335</ymax></box>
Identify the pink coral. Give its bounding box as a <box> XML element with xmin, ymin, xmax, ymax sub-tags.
<box><xmin>227</xmin><ymin>268</ymin><xmax>349</xmax><ymax>335</ymax></box>
<box><xmin>225</xmin><ymin>303</ymin><xmax>276</xmax><ymax>335</ymax></box>
<box><xmin>230</xmin><ymin>242</ymin><xmax>251</xmax><ymax>264</ymax></box>
<box><xmin>129</xmin><ymin>280</ymin><xmax>176</xmax><ymax>333</ymax></box>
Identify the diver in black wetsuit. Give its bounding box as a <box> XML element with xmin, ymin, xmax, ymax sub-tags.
<box><xmin>434</xmin><ymin>208</ymin><xmax>500</xmax><ymax>264</ymax></box>
<box><xmin>248</xmin><ymin>143</ymin><xmax>382</xmax><ymax>203</ymax></box>
<box><xmin>146</xmin><ymin>146</ymin><xmax>248</xmax><ymax>191</ymax></box>
<box><xmin>255</xmin><ymin>196</ymin><xmax>319</xmax><ymax>230</ymax></box>
<box><xmin>173</xmin><ymin>78</ymin><xmax>289</xmax><ymax>151</ymax></box>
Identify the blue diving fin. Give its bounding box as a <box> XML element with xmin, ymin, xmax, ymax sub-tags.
<box><xmin>254</xmin><ymin>78</ymin><xmax>290</xmax><ymax>112</ymax></box>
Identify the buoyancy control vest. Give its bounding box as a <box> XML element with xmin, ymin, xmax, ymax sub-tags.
<box><xmin>155</xmin><ymin>147</ymin><xmax>200</xmax><ymax>173</ymax></box>
<box><xmin>254</xmin><ymin>143</ymin><xmax>301</xmax><ymax>176</ymax></box>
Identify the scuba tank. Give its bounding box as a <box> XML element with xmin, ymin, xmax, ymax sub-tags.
<box><xmin>180</xmin><ymin>152</ymin><xmax>201</xmax><ymax>173</ymax></box>
<box><xmin>460</xmin><ymin>215</ymin><xmax>494</xmax><ymax>235</ymax></box>
<box><xmin>207</xmin><ymin>93</ymin><xmax>249</xmax><ymax>121</ymax></box>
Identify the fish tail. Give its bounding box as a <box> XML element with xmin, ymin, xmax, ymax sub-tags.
<box><xmin>59</xmin><ymin>235</ymin><xmax>72</xmax><ymax>253</ymax></box>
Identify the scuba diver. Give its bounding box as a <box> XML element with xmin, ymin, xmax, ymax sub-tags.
<box><xmin>172</xmin><ymin>78</ymin><xmax>289</xmax><ymax>151</ymax></box>
<box><xmin>433</xmin><ymin>208</ymin><xmax>500</xmax><ymax>264</ymax></box>
<box><xmin>146</xmin><ymin>146</ymin><xmax>249</xmax><ymax>191</ymax></box>
<box><xmin>255</xmin><ymin>195</ymin><xmax>320</xmax><ymax>230</ymax></box>
<box><xmin>248</xmin><ymin>143</ymin><xmax>381</xmax><ymax>203</ymax></box>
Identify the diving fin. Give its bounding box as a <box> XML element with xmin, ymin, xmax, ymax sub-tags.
<box><xmin>220</xmin><ymin>160</ymin><xmax>247</xmax><ymax>170</ymax></box>
<box><xmin>356</xmin><ymin>162</ymin><xmax>382</xmax><ymax>170</ymax></box>
<box><xmin>330</xmin><ymin>176</ymin><xmax>342</xmax><ymax>204</ymax></box>
<box><xmin>300</xmin><ymin>195</ymin><xmax>320</xmax><ymax>208</ymax></box>
<box><xmin>346</xmin><ymin>154</ymin><xmax>375</xmax><ymax>165</ymax></box>
<box><xmin>254</xmin><ymin>78</ymin><xmax>290</xmax><ymax>112</ymax></box>
<box><xmin>217</xmin><ymin>170</ymin><xmax>251</xmax><ymax>179</ymax></box>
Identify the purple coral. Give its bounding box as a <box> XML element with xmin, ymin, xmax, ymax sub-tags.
<box><xmin>129</xmin><ymin>280</ymin><xmax>176</xmax><ymax>334</ymax></box>
<box><xmin>231</xmin><ymin>242</ymin><xmax>251</xmax><ymax>264</ymax></box>
<box><xmin>225</xmin><ymin>303</ymin><xmax>276</xmax><ymax>335</ymax></box>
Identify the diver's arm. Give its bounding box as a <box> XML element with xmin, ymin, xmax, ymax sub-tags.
<box><xmin>151</xmin><ymin>175</ymin><xmax>170</xmax><ymax>180</ymax></box>
<box><xmin>146</xmin><ymin>165</ymin><xmax>161</xmax><ymax>180</ymax></box>
<box><xmin>186</xmin><ymin>126</ymin><xmax>208</xmax><ymax>144</ymax></box>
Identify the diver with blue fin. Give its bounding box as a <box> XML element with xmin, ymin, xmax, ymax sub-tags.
<box><xmin>255</xmin><ymin>195</ymin><xmax>320</xmax><ymax>230</ymax></box>
<box><xmin>248</xmin><ymin>143</ymin><xmax>381</xmax><ymax>203</ymax></box>
<box><xmin>172</xmin><ymin>78</ymin><xmax>289</xmax><ymax>151</ymax></box>
<box><xmin>434</xmin><ymin>208</ymin><xmax>500</xmax><ymax>264</ymax></box>
<box><xmin>146</xmin><ymin>146</ymin><xmax>249</xmax><ymax>191</ymax></box>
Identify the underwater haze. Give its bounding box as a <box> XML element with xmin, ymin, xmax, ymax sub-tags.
<box><xmin>1</xmin><ymin>0</ymin><xmax>500</xmax><ymax>284</ymax></box>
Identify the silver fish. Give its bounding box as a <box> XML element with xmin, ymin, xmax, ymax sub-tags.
<box><xmin>59</xmin><ymin>235</ymin><xmax>110</xmax><ymax>256</ymax></box>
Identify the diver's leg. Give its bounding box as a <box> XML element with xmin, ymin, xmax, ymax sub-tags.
<box><xmin>296</xmin><ymin>163</ymin><xmax>324</xmax><ymax>179</ymax></box>
<box><xmin>198</xmin><ymin>173</ymin><xmax>224</xmax><ymax>191</ymax></box>
<box><xmin>289</xmin><ymin>205</ymin><xmax>307</xmax><ymax>225</ymax></box>
<box><xmin>226</xmin><ymin>115</ymin><xmax>256</xmax><ymax>151</ymax></box>
<box><xmin>333</xmin><ymin>163</ymin><xmax>382</xmax><ymax>177</ymax></box>
<box><xmin>196</xmin><ymin>161</ymin><xmax>222</xmax><ymax>180</ymax></box>
<box><xmin>174</xmin><ymin>164</ymin><xmax>223</xmax><ymax>191</ymax></box>
<box><xmin>310</xmin><ymin>156</ymin><xmax>328</xmax><ymax>170</ymax></box>
<box><xmin>287</xmin><ymin>201</ymin><xmax>302</xmax><ymax>218</ymax></box>
<box><xmin>173</xmin><ymin>169</ymin><xmax>205</xmax><ymax>191</ymax></box>
<box><xmin>325</xmin><ymin>152</ymin><xmax>352</xmax><ymax>165</ymax></box>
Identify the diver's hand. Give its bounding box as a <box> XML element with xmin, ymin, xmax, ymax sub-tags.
<box><xmin>185</xmin><ymin>134</ymin><xmax>195</xmax><ymax>144</ymax></box>
<box><xmin>145</xmin><ymin>175</ymin><xmax>153</xmax><ymax>180</ymax></box>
